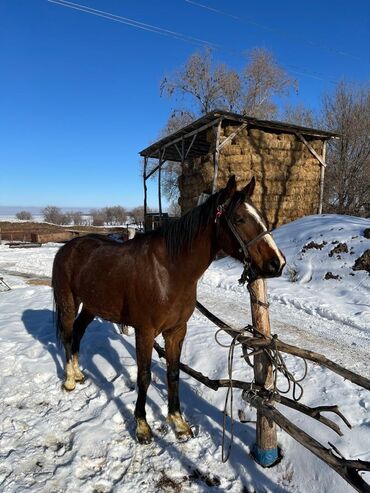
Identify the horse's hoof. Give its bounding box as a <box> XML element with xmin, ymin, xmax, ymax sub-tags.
<box><xmin>62</xmin><ymin>381</ymin><xmax>76</xmax><ymax>392</ymax></box>
<box><xmin>136</xmin><ymin>419</ymin><xmax>153</xmax><ymax>445</ymax></box>
<box><xmin>75</xmin><ymin>375</ymin><xmax>86</xmax><ymax>384</ymax></box>
<box><xmin>175</xmin><ymin>428</ymin><xmax>193</xmax><ymax>442</ymax></box>
<box><xmin>168</xmin><ymin>412</ymin><xmax>193</xmax><ymax>441</ymax></box>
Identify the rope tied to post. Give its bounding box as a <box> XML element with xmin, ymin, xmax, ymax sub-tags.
<box><xmin>214</xmin><ymin>319</ymin><xmax>308</xmax><ymax>462</ymax></box>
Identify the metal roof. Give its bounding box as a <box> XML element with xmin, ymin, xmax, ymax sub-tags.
<box><xmin>139</xmin><ymin>109</ymin><xmax>339</xmax><ymax>162</ymax></box>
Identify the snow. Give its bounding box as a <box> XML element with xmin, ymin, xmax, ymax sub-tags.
<box><xmin>0</xmin><ymin>214</ymin><xmax>369</xmax><ymax>492</ymax></box>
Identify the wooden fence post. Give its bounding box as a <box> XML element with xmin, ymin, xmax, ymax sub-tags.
<box><xmin>248</xmin><ymin>277</ymin><xmax>279</xmax><ymax>466</ymax></box>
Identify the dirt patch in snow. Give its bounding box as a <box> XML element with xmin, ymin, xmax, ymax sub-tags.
<box><xmin>301</xmin><ymin>241</ymin><xmax>327</xmax><ymax>253</ymax></box>
<box><xmin>328</xmin><ymin>242</ymin><xmax>348</xmax><ymax>257</ymax></box>
<box><xmin>352</xmin><ymin>249</ymin><xmax>370</xmax><ymax>275</ymax></box>
<box><xmin>363</xmin><ymin>228</ymin><xmax>370</xmax><ymax>239</ymax></box>
<box><xmin>324</xmin><ymin>272</ymin><xmax>341</xmax><ymax>280</ymax></box>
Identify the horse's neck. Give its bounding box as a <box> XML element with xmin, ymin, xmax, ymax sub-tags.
<box><xmin>176</xmin><ymin>223</ymin><xmax>219</xmax><ymax>281</ymax></box>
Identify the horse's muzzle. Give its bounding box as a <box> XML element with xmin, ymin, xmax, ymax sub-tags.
<box><xmin>261</xmin><ymin>253</ymin><xmax>286</xmax><ymax>278</ymax></box>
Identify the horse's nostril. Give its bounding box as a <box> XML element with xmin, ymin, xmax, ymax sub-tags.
<box><xmin>269</xmin><ymin>256</ymin><xmax>281</xmax><ymax>273</ymax></box>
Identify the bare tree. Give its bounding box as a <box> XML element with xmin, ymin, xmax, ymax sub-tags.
<box><xmin>42</xmin><ymin>206</ymin><xmax>64</xmax><ymax>224</ymax></box>
<box><xmin>130</xmin><ymin>206</ymin><xmax>144</xmax><ymax>225</ymax></box>
<box><xmin>167</xmin><ymin>201</ymin><xmax>181</xmax><ymax>217</ymax></box>
<box><xmin>242</xmin><ymin>48</ymin><xmax>294</xmax><ymax>119</ymax></box>
<box><xmin>69</xmin><ymin>211</ymin><xmax>83</xmax><ymax>226</ymax></box>
<box><xmin>323</xmin><ymin>82</ymin><xmax>370</xmax><ymax>216</ymax></box>
<box><xmin>160</xmin><ymin>48</ymin><xmax>241</xmax><ymax>114</ymax></box>
<box><xmin>90</xmin><ymin>208</ymin><xmax>105</xmax><ymax>226</ymax></box>
<box><xmin>281</xmin><ymin>103</ymin><xmax>317</xmax><ymax>127</ymax></box>
<box><xmin>159</xmin><ymin>48</ymin><xmax>295</xmax><ymax>202</ymax></box>
<box><xmin>16</xmin><ymin>210</ymin><xmax>33</xmax><ymax>221</ymax></box>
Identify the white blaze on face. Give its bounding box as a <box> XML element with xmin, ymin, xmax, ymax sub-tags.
<box><xmin>243</xmin><ymin>202</ymin><xmax>285</xmax><ymax>265</ymax></box>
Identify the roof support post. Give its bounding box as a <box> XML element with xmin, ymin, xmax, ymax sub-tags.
<box><xmin>158</xmin><ymin>149</ymin><xmax>164</xmax><ymax>224</ymax></box>
<box><xmin>143</xmin><ymin>157</ymin><xmax>148</xmax><ymax>232</ymax></box>
<box><xmin>212</xmin><ymin>119</ymin><xmax>222</xmax><ymax>193</ymax></box>
<box><xmin>295</xmin><ymin>132</ymin><xmax>327</xmax><ymax>215</ymax></box>
<box><xmin>319</xmin><ymin>141</ymin><xmax>327</xmax><ymax>214</ymax></box>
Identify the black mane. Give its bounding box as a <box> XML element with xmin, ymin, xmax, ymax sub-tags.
<box><xmin>156</xmin><ymin>189</ymin><xmax>244</xmax><ymax>259</ymax></box>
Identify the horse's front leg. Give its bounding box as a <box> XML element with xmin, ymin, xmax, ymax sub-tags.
<box><xmin>134</xmin><ymin>330</ymin><xmax>154</xmax><ymax>444</ymax></box>
<box><xmin>164</xmin><ymin>324</ymin><xmax>193</xmax><ymax>441</ymax></box>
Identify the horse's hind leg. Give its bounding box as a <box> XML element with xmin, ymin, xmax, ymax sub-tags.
<box><xmin>163</xmin><ymin>324</ymin><xmax>193</xmax><ymax>440</ymax></box>
<box><xmin>134</xmin><ymin>330</ymin><xmax>155</xmax><ymax>444</ymax></box>
<box><xmin>56</xmin><ymin>290</ymin><xmax>78</xmax><ymax>391</ymax></box>
<box><xmin>71</xmin><ymin>308</ymin><xmax>94</xmax><ymax>383</ymax></box>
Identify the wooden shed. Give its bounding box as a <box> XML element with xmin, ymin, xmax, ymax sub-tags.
<box><xmin>140</xmin><ymin>110</ymin><xmax>338</xmax><ymax>229</ymax></box>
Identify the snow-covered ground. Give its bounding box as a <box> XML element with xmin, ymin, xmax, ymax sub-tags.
<box><xmin>0</xmin><ymin>214</ymin><xmax>369</xmax><ymax>492</ymax></box>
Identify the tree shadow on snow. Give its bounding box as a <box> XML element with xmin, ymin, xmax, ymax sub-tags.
<box><xmin>21</xmin><ymin>309</ymin><xmax>288</xmax><ymax>492</ymax></box>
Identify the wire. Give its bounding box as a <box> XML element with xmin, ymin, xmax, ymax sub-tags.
<box><xmin>185</xmin><ymin>0</ymin><xmax>363</xmax><ymax>63</ymax></box>
<box><xmin>48</xmin><ymin>0</ymin><xmax>221</xmax><ymax>50</ymax></box>
<box><xmin>48</xmin><ymin>0</ymin><xmax>339</xmax><ymax>85</ymax></box>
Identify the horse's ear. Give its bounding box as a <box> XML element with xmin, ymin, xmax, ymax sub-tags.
<box><xmin>241</xmin><ymin>176</ymin><xmax>256</xmax><ymax>198</ymax></box>
<box><xmin>218</xmin><ymin>175</ymin><xmax>237</xmax><ymax>205</ymax></box>
<box><xmin>225</xmin><ymin>175</ymin><xmax>237</xmax><ymax>197</ymax></box>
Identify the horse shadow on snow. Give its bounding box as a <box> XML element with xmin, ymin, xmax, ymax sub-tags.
<box><xmin>22</xmin><ymin>308</ymin><xmax>288</xmax><ymax>492</ymax></box>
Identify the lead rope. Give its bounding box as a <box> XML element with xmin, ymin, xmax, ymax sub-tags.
<box><xmin>215</xmin><ymin>327</ymin><xmax>247</xmax><ymax>462</ymax></box>
<box><xmin>215</xmin><ymin>320</ymin><xmax>308</xmax><ymax>461</ymax></box>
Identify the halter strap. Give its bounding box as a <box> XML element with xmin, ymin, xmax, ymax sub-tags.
<box><xmin>215</xmin><ymin>205</ymin><xmax>271</xmax><ymax>283</ymax></box>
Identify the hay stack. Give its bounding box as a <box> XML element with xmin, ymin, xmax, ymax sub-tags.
<box><xmin>178</xmin><ymin>124</ymin><xmax>324</xmax><ymax>228</ymax></box>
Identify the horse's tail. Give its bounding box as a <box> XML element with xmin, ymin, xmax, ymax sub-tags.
<box><xmin>52</xmin><ymin>261</ymin><xmax>63</xmax><ymax>347</ymax></box>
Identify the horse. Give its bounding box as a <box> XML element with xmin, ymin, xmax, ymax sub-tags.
<box><xmin>52</xmin><ymin>175</ymin><xmax>285</xmax><ymax>444</ymax></box>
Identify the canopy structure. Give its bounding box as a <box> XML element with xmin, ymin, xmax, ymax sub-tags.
<box><xmin>139</xmin><ymin>110</ymin><xmax>339</xmax><ymax>229</ymax></box>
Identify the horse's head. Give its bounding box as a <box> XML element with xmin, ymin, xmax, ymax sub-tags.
<box><xmin>216</xmin><ymin>175</ymin><xmax>286</xmax><ymax>279</ymax></box>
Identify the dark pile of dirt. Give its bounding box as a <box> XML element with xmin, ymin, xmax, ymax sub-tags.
<box><xmin>352</xmin><ymin>249</ymin><xmax>370</xmax><ymax>275</ymax></box>
<box><xmin>302</xmin><ymin>241</ymin><xmax>327</xmax><ymax>253</ymax></box>
<box><xmin>329</xmin><ymin>242</ymin><xmax>348</xmax><ymax>257</ymax></box>
<box><xmin>324</xmin><ymin>272</ymin><xmax>341</xmax><ymax>280</ymax></box>
<box><xmin>363</xmin><ymin>228</ymin><xmax>370</xmax><ymax>239</ymax></box>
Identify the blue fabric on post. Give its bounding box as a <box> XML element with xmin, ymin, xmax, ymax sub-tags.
<box><xmin>252</xmin><ymin>444</ymin><xmax>278</xmax><ymax>467</ymax></box>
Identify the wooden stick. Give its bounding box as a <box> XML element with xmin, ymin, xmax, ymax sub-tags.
<box><xmin>245</xmin><ymin>400</ymin><xmax>370</xmax><ymax>493</ymax></box>
<box><xmin>152</xmin><ymin>342</ymin><xmax>349</xmax><ymax>435</ymax></box>
<box><xmin>195</xmin><ymin>301</ymin><xmax>370</xmax><ymax>391</ymax></box>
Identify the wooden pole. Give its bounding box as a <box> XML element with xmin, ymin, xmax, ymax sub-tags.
<box><xmin>248</xmin><ymin>278</ymin><xmax>278</xmax><ymax>466</ymax></box>
<box><xmin>143</xmin><ymin>157</ymin><xmax>148</xmax><ymax>232</ymax></box>
<box><xmin>319</xmin><ymin>140</ymin><xmax>327</xmax><ymax>214</ymax></box>
<box><xmin>212</xmin><ymin>119</ymin><xmax>222</xmax><ymax>193</ymax></box>
<box><xmin>158</xmin><ymin>150</ymin><xmax>163</xmax><ymax>224</ymax></box>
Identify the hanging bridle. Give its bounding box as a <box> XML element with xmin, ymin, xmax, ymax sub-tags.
<box><xmin>215</xmin><ymin>204</ymin><xmax>271</xmax><ymax>284</ymax></box>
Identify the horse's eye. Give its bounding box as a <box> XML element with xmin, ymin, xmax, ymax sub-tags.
<box><xmin>234</xmin><ymin>216</ymin><xmax>245</xmax><ymax>224</ymax></box>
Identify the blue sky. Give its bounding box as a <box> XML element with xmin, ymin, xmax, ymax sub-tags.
<box><xmin>1</xmin><ymin>0</ymin><xmax>369</xmax><ymax>209</ymax></box>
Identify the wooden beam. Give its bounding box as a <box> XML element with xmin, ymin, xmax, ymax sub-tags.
<box><xmin>319</xmin><ymin>140</ymin><xmax>327</xmax><ymax>214</ymax></box>
<box><xmin>145</xmin><ymin>159</ymin><xmax>168</xmax><ymax>181</ymax></box>
<box><xmin>217</xmin><ymin>123</ymin><xmax>247</xmax><ymax>151</ymax></box>
<box><xmin>145</xmin><ymin>117</ymin><xmax>222</xmax><ymax>159</ymax></box>
<box><xmin>212</xmin><ymin>119</ymin><xmax>222</xmax><ymax>193</ymax></box>
<box><xmin>174</xmin><ymin>143</ymin><xmax>183</xmax><ymax>160</ymax></box>
<box><xmin>185</xmin><ymin>133</ymin><xmax>198</xmax><ymax>160</ymax></box>
<box><xmin>195</xmin><ymin>300</ymin><xmax>370</xmax><ymax>392</ymax></box>
<box><xmin>296</xmin><ymin>132</ymin><xmax>327</xmax><ymax>168</ymax></box>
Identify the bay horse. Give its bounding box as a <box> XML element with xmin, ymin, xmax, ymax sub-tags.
<box><xmin>52</xmin><ymin>175</ymin><xmax>285</xmax><ymax>444</ymax></box>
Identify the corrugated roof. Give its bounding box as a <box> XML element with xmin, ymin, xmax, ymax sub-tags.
<box><xmin>139</xmin><ymin>109</ymin><xmax>339</xmax><ymax>162</ymax></box>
